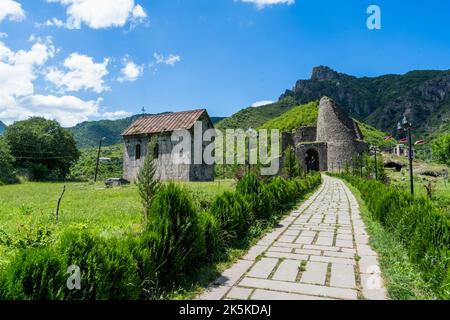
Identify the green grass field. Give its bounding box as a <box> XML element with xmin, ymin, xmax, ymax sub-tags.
<box><xmin>383</xmin><ymin>155</ymin><xmax>450</xmax><ymax>217</ymax></box>
<box><xmin>0</xmin><ymin>180</ymin><xmax>234</xmax><ymax>267</ymax></box>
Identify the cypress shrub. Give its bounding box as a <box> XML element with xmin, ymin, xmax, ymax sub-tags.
<box><xmin>265</xmin><ymin>177</ymin><xmax>288</xmax><ymax>206</ymax></box>
<box><xmin>58</xmin><ymin>231</ymin><xmax>141</xmax><ymax>300</ymax></box>
<box><xmin>257</xmin><ymin>184</ymin><xmax>276</xmax><ymax>219</ymax></box>
<box><xmin>0</xmin><ymin>247</ymin><xmax>66</xmax><ymax>300</ymax></box>
<box><xmin>198</xmin><ymin>211</ymin><xmax>222</xmax><ymax>256</ymax></box>
<box><xmin>236</xmin><ymin>173</ymin><xmax>261</xmax><ymax>195</ymax></box>
<box><xmin>146</xmin><ymin>182</ymin><xmax>206</xmax><ymax>285</ymax></box>
<box><xmin>209</xmin><ymin>191</ymin><xmax>252</xmax><ymax>240</ymax></box>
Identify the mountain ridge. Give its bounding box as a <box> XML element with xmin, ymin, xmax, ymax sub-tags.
<box><xmin>280</xmin><ymin>66</ymin><xmax>450</xmax><ymax>138</ymax></box>
<box><xmin>217</xmin><ymin>66</ymin><xmax>450</xmax><ymax>140</ymax></box>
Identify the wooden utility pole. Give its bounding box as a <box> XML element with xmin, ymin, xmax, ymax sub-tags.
<box><xmin>94</xmin><ymin>137</ymin><xmax>105</xmax><ymax>182</ymax></box>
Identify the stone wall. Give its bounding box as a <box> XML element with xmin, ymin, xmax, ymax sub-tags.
<box><xmin>316</xmin><ymin>96</ymin><xmax>368</xmax><ymax>172</ymax></box>
<box><xmin>295</xmin><ymin>142</ymin><xmax>328</xmax><ymax>172</ymax></box>
<box><xmin>292</xmin><ymin>126</ymin><xmax>317</xmax><ymax>144</ymax></box>
<box><xmin>122</xmin><ymin>114</ymin><xmax>215</xmax><ymax>182</ymax></box>
<box><xmin>123</xmin><ymin>133</ymin><xmax>192</xmax><ymax>182</ymax></box>
<box><xmin>317</xmin><ymin>97</ymin><xmax>359</xmax><ymax>143</ymax></box>
<box><xmin>189</xmin><ymin>113</ymin><xmax>215</xmax><ymax>181</ymax></box>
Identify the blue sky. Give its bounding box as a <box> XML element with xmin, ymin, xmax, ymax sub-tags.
<box><xmin>0</xmin><ymin>0</ymin><xmax>450</xmax><ymax>127</ymax></box>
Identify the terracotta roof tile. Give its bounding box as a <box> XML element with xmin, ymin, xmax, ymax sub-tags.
<box><xmin>121</xmin><ymin>109</ymin><xmax>207</xmax><ymax>136</ymax></box>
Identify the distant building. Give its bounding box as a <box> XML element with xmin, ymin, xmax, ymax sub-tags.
<box><xmin>282</xmin><ymin>96</ymin><xmax>368</xmax><ymax>172</ymax></box>
<box><xmin>121</xmin><ymin>109</ymin><xmax>215</xmax><ymax>182</ymax></box>
<box><xmin>392</xmin><ymin>144</ymin><xmax>412</xmax><ymax>158</ymax></box>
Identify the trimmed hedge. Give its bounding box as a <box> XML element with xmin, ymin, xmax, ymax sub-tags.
<box><xmin>0</xmin><ymin>173</ymin><xmax>322</xmax><ymax>300</ymax></box>
<box><xmin>0</xmin><ymin>232</ymin><xmax>141</xmax><ymax>300</ymax></box>
<box><xmin>210</xmin><ymin>173</ymin><xmax>322</xmax><ymax>246</ymax></box>
<box><xmin>334</xmin><ymin>174</ymin><xmax>449</xmax><ymax>299</ymax></box>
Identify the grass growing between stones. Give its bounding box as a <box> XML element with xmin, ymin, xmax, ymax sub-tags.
<box><xmin>344</xmin><ymin>182</ymin><xmax>436</xmax><ymax>300</ymax></box>
<box><xmin>166</xmin><ymin>185</ymin><xmax>322</xmax><ymax>300</ymax></box>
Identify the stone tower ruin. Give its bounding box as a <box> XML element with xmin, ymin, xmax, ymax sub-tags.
<box><xmin>282</xmin><ymin>96</ymin><xmax>368</xmax><ymax>172</ymax></box>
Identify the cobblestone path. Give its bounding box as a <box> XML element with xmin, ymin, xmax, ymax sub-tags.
<box><xmin>198</xmin><ymin>175</ymin><xmax>387</xmax><ymax>300</ymax></box>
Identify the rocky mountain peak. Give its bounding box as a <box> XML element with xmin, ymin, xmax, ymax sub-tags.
<box><xmin>311</xmin><ymin>66</ymin><xmax>340</xmax><ymax>81</ymax></box>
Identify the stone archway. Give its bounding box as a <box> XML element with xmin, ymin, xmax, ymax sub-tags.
<box><xmin>305</xmin><ymin>149</ymin><xmax>320</xmax><ymax>172</ymax></box>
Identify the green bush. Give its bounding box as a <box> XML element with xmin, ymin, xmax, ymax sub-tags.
<box><xmin>432</xmin><ymin>133</ymin><xmax>450</xmax><ymax>166</ymax></box>
<box><xmin>283</xmin><ymin>147</ymin><xmax>302</xmax><ymax>179</ymax></box>
<box><xmin>236</xmin><ymin>173</ymin><xmax>272</xmax><ymax>220</ymax></box>
<box><xmin>209</xmin><ymin>191</ymin><xmax>252</xmax><ymax>240</ymax></box>
<box><xmin>128</xmin><ymin>231</ymin><xmax>165</xmax><ymax>299</ymax></box>
<box><xmin>0</xmin><ymin>247</ymin><xmax>66</xmax><ymax>300</ymax></box>
<box><xmin>334</xmin><ymin>174</ymin><xmax>449</xmax><ymax>298</ymax></box>
<box><xmin>198</xmin><ymin>211</ymin><xmax>222</xmax><ymax>256</ymax></box>
<box><xmin>146</xmin><ymin>182</ymin><xmax>206</xmax><ymax>285</ymax></box>
<box><xmin>236</xmin><ymin>173</ymin><xmax>261</xmax><ymax>195</ymax></box>
<box><xmin>58</xmin><ymin>231</ymin><xmax>141</xmax><ymax>300</ymax></box>
<box><xmin>256</xmin><ymin>184</ymin><xmax>276</xmax><ymax>219</ymax></box>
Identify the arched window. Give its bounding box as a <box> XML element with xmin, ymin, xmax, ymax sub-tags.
<box><xmin>135</xmin><ymin>144</ymin><xmax>141</xmax><ymax>160</ymax></box>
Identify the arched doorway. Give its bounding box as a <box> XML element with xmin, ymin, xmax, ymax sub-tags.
<box><xmin>305</xmin><ymin>149</ymin><xmax>320</xmax><ymax>172</ymax></box>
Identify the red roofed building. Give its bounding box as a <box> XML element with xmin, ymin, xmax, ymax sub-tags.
<box><xmin>121</xmin><ymin>109</ymin><xmax>215</xmax><ymax>182</ymax></box>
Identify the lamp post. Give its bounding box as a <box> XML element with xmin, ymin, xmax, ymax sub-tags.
<box><xmin>397</xmin><ymin>116</ymin><xmax>414</xmax><ymax>195</ymax></box>
<box><xmin>94</xmin><ymin>137</ymin><xmax>106</xmax><ymax>183</ymax></box>
<box><xmin>370</xmin><ymin>145</ymin><xmax>378</xmax><ymax>180</ymax></box>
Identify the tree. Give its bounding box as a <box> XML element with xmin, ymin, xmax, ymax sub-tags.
<box><xmin>432</xmin><ymin>133</ymin><xmax>450</xmax><ymax>166</ymax></box>
<box><xmin>136</xmin><ymin>137</ymin><xmax>161</xmax><ymax>224</ymax></box>
<box><xmin>283</xmin><ymin>147</ymin><xmax>302</xmax><ymax>179</ymax></box>
<box><xmin>0</xmin><ymin>137</ymin><xmax>17</xmax><ymax>184</ymax></box>
<box><xmin>4</xmin><ymin>118</ymin><xmax>79</xmax><ymax>180</ymax></box>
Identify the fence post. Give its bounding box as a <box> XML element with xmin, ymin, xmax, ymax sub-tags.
<box><xmin>56</xmin><ymin>185</ymin><xmax>66</xmax><ymax>224</ymax></box>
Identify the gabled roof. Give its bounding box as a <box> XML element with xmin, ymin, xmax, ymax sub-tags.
<box><xmin>121</xmin><ymin>109</ymin><xmax>208</xmax><ymax>136</ymax></box>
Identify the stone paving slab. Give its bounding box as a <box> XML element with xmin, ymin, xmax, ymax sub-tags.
<box><xmin>272</xmin><ymin>259</ymin><xmax>301</xmax><ymax>282</ymax></box>
<box><xmin>250</xmin><ymin>289</ymin><xmax>333</xmax><ymax>300</ymax></box>
<box><xmin>239</xmin><ymin>277</ymin><xmax>358</xmax><ymax>300</ymax></box>
<box><xmin>197</xmin><ymin>175</ymin><xmax>388</xmax><ymax>300</ymax></box>
<box><xmin>301</xmin><ymin>261</ymin><xmax>328</xmax><ymax>285</ymax></box>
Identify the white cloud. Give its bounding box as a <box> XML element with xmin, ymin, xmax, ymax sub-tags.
<box><xmin>238</xmin><ymin>0</ymin><xmax>294</xmax><ymax>9</ymax></box>
<box><xmin>131</xmin><ymin>4</ymin><xmax>147</xmax><ymax>22</ymax></box>
<box><xmin>7</xmin><ymin>95</ymin><xmax>102</xmax><ymax>127</ymax></box>
<box><xmin>0</xmin><ymin>32</ymin><xmax>7</xmax><ymax>38</ymax></box>
<box><xmin>46</xmin><ymin>0</ymin><xmax>147</xmax><ymax>29</ymax></box>
<box><xmin>102</xmin><ymin>110</ymin><xmax>132</xmax><ymax>120</ymax></box>
<box><xmin>0</xmin><ymin>0</ymin><xmax>25</xmax><ymax>23</ymax></box>
<box><xmin>45</xmin><ymin>53</ymin><xmax>109</xmax><ymax>93</ymax></box>
<box><xmin>251</xmin><ymin>100</ymin><xmax>274</xmax><ymax>108</ymax></box>
<box><xmin>38</xmin><ymin>17</ymin><xmax>65</xmax><ymax>28</ymax></box>
<box><xmin>118</xmin><ymin>58</ymin><xmax>143</xmax><ymax>82</ymax></box>
<box><xmin>153</xmin><ymin>53</ymin><xmax>181</xmax><ymax>66</ymax></box>
<box><xmin>0</xmin><ymin>38</ymin><xmax>56</xmax><ymax>98</ymax></box>
<box><xmin>0</xmin><ymin>38</ymin><xmax>103</xmax><ymax>127</ymax></box>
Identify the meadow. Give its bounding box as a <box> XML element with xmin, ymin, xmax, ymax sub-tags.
<box><xmin>0</xmin><ymin>180</ymin><xmax>234</xmax><ymax>268</ymax></box>
<box><xmin>383</xmin><ymin>156</ymin><xmax>450</xmax><ymax>217</ymax></box>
